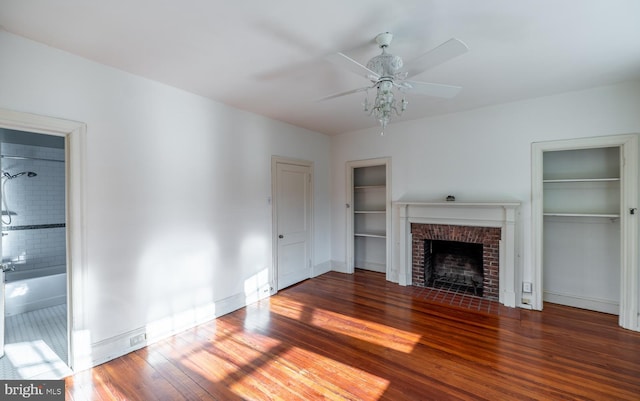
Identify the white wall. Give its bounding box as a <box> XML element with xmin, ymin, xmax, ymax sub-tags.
<box><xmin>331</xmin><ymin>80</ymin><xmax>640</xmax><ymax>304</ymax></box>
<box><xmin>0</xmin><ymin>31</ymin><xmax>331</xmax><ymax>368</ymax></box>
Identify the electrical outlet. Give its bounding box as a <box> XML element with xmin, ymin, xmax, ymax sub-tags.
<box><xmin>130</xmin><ymin>333</ymin><xmax>147</xmax><ymax>347</ymax></box>
<box><xmin>522</xmin><ymin>282</ymin><xmax>532</xmax><ymax>293</ymax></box>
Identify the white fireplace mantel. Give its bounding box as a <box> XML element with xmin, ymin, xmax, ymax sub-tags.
<box><xmin>392</xmin><ymin>201</ymin><xmax>520</xmax><ymax>307</ymax></box>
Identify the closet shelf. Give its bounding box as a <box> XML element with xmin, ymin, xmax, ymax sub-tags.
<box><xmin>543</xmin><ymin>178</ymin><xmax>620</xmax><ymax>183</ymax></box>
<box><xmin>355</xmin><ymin>232</ymin><xmax>386</xmax><ymax>239</ymax></box>
<box><xmin>354</xmin><ymin>185</ymin><xmax>386</xmax><ymax>190</ymax></box>
<box><xmin>354</xmin><ymin>210</ymin><xmax>386</xmax><ymax>214</ymax></box>
<box><xmin>543</xmin><ymin>212</ymin><xmax>620</xmax><ymax>218</ymax></box>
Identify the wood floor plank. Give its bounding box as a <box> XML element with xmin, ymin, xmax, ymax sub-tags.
<box><xmin>65</xmin><ymin>270</ymin><xmax>640</xmax><ymax>400</ymax></box>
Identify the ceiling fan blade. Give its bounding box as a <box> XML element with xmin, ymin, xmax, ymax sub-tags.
<box><xmin>326</xmin><ymin>52</ymin><xmax>380</xmax><ymax>81</ymax></box>
<box><xmin>403</xmin><ymin>80</ymin><xmax>462</xmax><ymax>99</ymax></box>
<box><xmin>316</xmin><ymin>86</ymin><xmax>370</xmax><ymax>102</ymax></box>
<box><xmin>404</xmin><ymin>38</ymin><xmax>469</xmax><ymax>78</ymax></box>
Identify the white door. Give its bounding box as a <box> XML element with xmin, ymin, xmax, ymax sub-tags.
<box><xmin>274</xmin><ymin>161</ymin><xmax>312</xmax><ymax>290</ymax></box>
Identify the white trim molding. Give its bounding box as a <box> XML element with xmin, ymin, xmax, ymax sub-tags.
<box><xmin>393</xmin><ymin>201</ymin><xmax>520</xmax><ymax>308</ymax></box>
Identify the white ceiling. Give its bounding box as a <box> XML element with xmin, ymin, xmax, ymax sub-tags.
<box><xmin>2</xmin><ymin>0</ymin><xmax>640</xmax><ymax>135</ymax></box>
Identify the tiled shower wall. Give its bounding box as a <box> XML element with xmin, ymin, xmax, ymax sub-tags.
<box><xmin>1</xmin><ymin>143</ymin><xmax>66</xmax><ymax>275</ymax></box>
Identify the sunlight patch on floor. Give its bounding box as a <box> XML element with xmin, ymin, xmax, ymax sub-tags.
<box><xmin>313</xmin><ymin>309</ymin><xmax>421</xmax><ymax>353</ymax></box>
<box><xmin>230</xmin><ymin>346</ymin><xmax>390</xmax><ymax>400</ymax></box>
<box><xmin>269</xmin><ymin>298</ymin><xmax>306</xmax><ymax>320</ymax></box>
<box><xmin>181</xmin><ymin>333</ymin><xmax>281</xmax><ymax>383</ymax></box>
<box><xmin>4</xmin><ymin>340</ymin><xmax>72</xmax><ymax>379</ymax></box>
<box><xmin>272</xmin><ymin>299</ymin><xmax>421</xmax><ymax>353</ymax></box>
<box><xmin>65</xmin><ymin>370</ymin><xmax>96</xmax><ymax>400</ymax></box>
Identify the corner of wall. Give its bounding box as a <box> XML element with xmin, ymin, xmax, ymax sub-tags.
<box><xmin>330</xmin><ymin>260</ymin><xmax>348</xmax><ymax>273</ymax></box>
<box><xmin>312</xmin><ymin>260</ymin><xmax>332</xmax><ymax>277</ymax></box>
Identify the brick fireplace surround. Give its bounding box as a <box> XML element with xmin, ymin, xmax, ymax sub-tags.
<box><xmin>393</xmin><ymin>202</ymin><xmax>520</xmax><ymax>307</ymax></box>
<box><xmin>411</xmin><ymin>223</ymin><xmax>501</xmax><ymax>300</ymax></box>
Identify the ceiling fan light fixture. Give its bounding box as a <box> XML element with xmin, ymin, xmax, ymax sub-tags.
<box><xmin>365</xmin><ymin>79</ymin><xmax>407</xmax><ymax>135</ymax></box>
<box><xmin>322</xmin><ymin>32</ymin><xmax>467</xmax><ymax>134</ymax></box>
<box><xmin>363</xmin><ymin>32</ymin><xmax>408</xmax><ymax>133</ymax></box>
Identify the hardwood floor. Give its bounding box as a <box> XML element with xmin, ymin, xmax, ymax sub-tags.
<box><xmin>65</xmin><ymin>270</ymin><xmax>640</xmax><ymax>400</ymax></box>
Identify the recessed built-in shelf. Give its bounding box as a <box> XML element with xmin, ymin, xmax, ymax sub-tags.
<box><xmin>352</xmin><ymin>162</ymin><xmax>388</xmax><ymax>273</ymax></box>
<box><xmin>355</xmin><ymin>232</ymin><xmax>386</xmax><ymax>238</ymax></box>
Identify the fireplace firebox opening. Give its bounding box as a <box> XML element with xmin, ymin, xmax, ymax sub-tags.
<box><xmin>424</xmin><ymin>240</ymin><xmax>484</xmax><ymax>297</ymax></box>
<box><xmin>411</xmin><ymin>223</ymin><xmax>501</xmax><ymax>301</ymax></box>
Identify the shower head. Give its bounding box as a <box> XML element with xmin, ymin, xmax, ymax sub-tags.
<box><xmin>1</xmin><ymin>171</ymin><xmax>37</xmax><ymax>179</ymax></box>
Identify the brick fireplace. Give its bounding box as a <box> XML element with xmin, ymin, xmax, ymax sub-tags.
<box><xmin>411</xmin><ymin>223</ymin><xmax>501</xmax><ymax>300</ymax></box>
<box><xmin>392</xmin><ymin>201</ymin><xmax>519</xmax><ymax>307</ymax></box>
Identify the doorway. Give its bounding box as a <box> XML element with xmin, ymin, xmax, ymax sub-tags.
<box><xmin>0</xmin><ymin>128</ymin><xmax>71</xmax><ymax>379</ymax></box>
<box><xmin>0</xmin><ymin>108</ymin><xmax>86</xmax><ymax>377</ymax></box>
<box><xmin>532</xmin><ymin>134</ymin><xmax>639</xmax><ymax>331</ymax></box>
<box><xmin>346</xmin><ymin>158</ymin><xmax>391</xmax><ymax>277</ymax></box>
<box><xmin>272</xmin><ymin>157</ymin><xmax>313</xmax><ymax>291</ymax></box>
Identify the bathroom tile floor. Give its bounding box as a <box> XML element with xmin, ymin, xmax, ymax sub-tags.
<box><xmin>0</xmin><ymin>304</ymin><xmax>71</xmax><ymax>379</ymax></box>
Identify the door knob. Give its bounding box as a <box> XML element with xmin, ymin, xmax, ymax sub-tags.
<box><xmin>278</xmin><ymin>235</ymin><xmax>284</xmax><ymax>238</ymax></box>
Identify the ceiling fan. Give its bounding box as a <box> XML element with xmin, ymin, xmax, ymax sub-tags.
<box><xmin>321</xmin><ymin>32</ymin><xmax>468</xmax><ymax>131</ymax></box>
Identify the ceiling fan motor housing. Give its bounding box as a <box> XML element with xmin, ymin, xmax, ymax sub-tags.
<box><xmin>375</xmin><ymin>32</ymin><xmax>393</xmax><ymax>48</ymax></box>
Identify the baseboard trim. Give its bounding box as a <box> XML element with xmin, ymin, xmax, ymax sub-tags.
<box><xmin>354</xmin><ymin>260</ymin><xmax>386</xmax><ymax>273</ymax></box>
<box><xmin>543</xmin><ymin>291</ymin><xmax>619</xmax><ymax>315</ymax></box>
<box><xmin>76</xmin><ymin>291</ymin><xmax>254</xmax><ymax>372</ymax></box>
